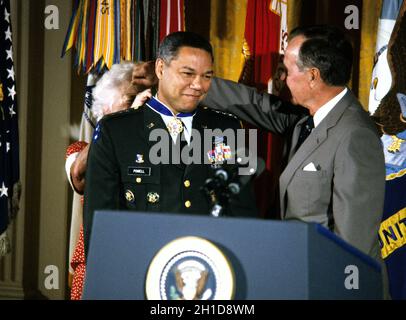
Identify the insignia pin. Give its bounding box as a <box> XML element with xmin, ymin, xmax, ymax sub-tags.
<box><xmin>147</xmin><ymin>192</ymin><xmax>160</xmax><ymax>204</ymax></box>
<box><xmin>136</xmin><ymin>154</ymin><xmax>144</xmax><ymax>163</ymax></box>
<box><xmin>125</xmin><ymin>190</ymin><xmax>135</xmax><ymax>203</ymax></box>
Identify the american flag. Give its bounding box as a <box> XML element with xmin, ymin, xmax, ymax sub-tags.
<box><xmin>0</xmin><ymin>0</ymin><xmax>20</xmax><ymax>256</ymax></box>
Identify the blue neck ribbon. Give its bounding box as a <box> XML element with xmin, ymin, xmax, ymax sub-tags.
<box><xmin>146</xmin><ymin>97</ymin><xmax>196</xmax><ymax>118</ymax></box>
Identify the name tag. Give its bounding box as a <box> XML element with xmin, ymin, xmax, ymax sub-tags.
<box><xmin>128</xmin><ymin>167</ymin><xmax>151</xmax><ymax>176</ymax></box>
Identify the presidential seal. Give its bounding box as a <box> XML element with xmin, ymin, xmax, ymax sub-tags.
<box><xmin>145</xmin><ymin>236</ymin><xmax>235</xmax><ymax>300</ymax></box>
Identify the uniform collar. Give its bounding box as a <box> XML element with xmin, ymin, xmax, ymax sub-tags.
<box><xmin>146</xmin><ymin>96</ymin><xmax>196</xmax><ymax>144</ymax></box>
<box><xmin>146</xmin><ymin>96</ymin><xmax>196</xmax><ymax>118</ymax></box>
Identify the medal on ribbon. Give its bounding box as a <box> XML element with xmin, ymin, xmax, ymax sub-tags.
<box><xmin>146</xmin><ymin>97</ymin><xmax>195</xmax><ymax>137</ymax></box>
<box><xmin>167</xmin><ymin>117</ymin><xmax>184</xmax><ymax>135</ymax></box>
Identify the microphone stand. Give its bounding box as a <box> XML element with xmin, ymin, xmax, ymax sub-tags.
<box><xmin>201</xmin><ymin>168</ymin><xmax>239</xmax><ymax>217</ymax></box>
<box><xmin>201</xmin><ymin>148</ymin><xmax>265</xmax><ymax>218</ymax></box>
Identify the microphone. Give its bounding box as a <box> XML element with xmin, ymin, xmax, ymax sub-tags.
<box><xmin>215</xmin><ymin>169</ymin><xmax>228</xmax><ymax>183</ymax></box>
<box><xmin>201</xmin><ymin>168</ymin><xmax>232</xmax><ymax>218</ymax></box>
<box><xmin>201</xmin><ymin>147</ymin><xmax>265</xmax><ymax>218</ymax></box>
<box><xmin>227</xmin><ymin>182</ymin><xmax>240</xmax><ymax>195</ymax></box>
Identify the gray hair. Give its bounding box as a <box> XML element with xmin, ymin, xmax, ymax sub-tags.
<box><xmin>92</xmin><ymin>61</ymin><xmax>134</xmax><ymax>121</ymax></box>
<box><xmin>288</xmin><ymin>25</ymin><xmax>353</xmax><ymax>86</ymax></box>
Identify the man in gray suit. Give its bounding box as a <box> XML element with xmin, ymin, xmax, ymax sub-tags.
<box><xmin>203</xmin><ymin>25</ymin><xmax>385</xmax><ymax>259</ymax></box>
<box><xmin>131</xmin><ymin>25</ymin><xmax>385</xmax><ymax>260</ymax></box>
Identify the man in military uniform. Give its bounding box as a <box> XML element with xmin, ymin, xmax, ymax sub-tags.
<box><xmin>83</xmin><ymin>32</ymin><xmax>258</xmax><ymax>257</ymax></box>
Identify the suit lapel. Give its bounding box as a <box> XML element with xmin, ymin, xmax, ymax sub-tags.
<box><xmin>287</xmin><ymin>116</ymin><xmax>308</xmax><ymax>162</ymax></box>
<box><xmin>279</xmin><ymin>89</ymin><xmax>354</xmax><ymax>216</ymax></box>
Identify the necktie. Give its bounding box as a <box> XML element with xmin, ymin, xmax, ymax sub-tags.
<box><xmin>179</xmin><ymin>122</ymin><xmax>188</xmax><ymax>150</ymax></box>
<box><xmin>296</xmin><ymin>116</ymin><xmax>314</xmax><ymax>151</ymax></box>
<box><xmin>176</xmin><ymin>122</ymin><xmax>189</xmax><ymax>167</ymax></box>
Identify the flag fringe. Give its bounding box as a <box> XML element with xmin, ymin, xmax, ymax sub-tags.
<box><xmin>0</xmin><ymin>230</ymin><xmax>11</xmax><ymax>257</ymax></box>
<box><xmin>0</xmin><ymin>182</ymin><xmax>20</xmax><ymax>257</ymax></box>
<box><xmin>10</xmin><ymin>181</ymin><xmax>22</xmax><ymax>219</ymax></box>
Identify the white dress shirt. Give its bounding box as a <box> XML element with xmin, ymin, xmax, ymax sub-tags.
<box><xmin>313</xmin><ymin>88</ymin><xmax>348</xmax><ymax>128</ymax></box>
<box><xmin>147</xmin><ymin>96</ymin><xmax>195</xmax><ymax>144</ymax></box>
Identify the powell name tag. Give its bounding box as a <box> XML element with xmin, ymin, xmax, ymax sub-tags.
<box><xmin>128</xmin><ymin>167</ymin><xmax>151</xmax><ymax>176</ymax></box>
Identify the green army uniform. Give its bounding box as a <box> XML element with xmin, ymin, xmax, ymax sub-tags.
<box><xmin>83</xmin><ymin>100</ymin><xmax>258</xmax><ymax>256</ymax></box>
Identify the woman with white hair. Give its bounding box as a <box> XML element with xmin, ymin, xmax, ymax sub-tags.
<box><xmin>69</xmin><ymin>62</ymin><xmax>152</xmax><ymax>193</ymax></box>
<box><xmin>92</xmin><ymin>61</ymin><xmax>137</xmax><ymax>121</ymax></box>
<box><xmin>66</xmin><ymin>61</ymin><xmax>151</xmax><ymax>300</ymax></box>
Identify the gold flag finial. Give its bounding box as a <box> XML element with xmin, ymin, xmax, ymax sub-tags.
<box><xmin>0</xmin><ymin>83</ymin><xmax>4</xmax><ymax>101</ymax></box>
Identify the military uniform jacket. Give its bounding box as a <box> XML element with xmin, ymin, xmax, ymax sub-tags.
<box><xmin>83</xmin><ymin>103</ymin><xmax>257</xmax><ymax>255</ymax></box>
<box><xmin>204</xmin><ymin>78</ymin><xmax>386</xmax><ymax>258</ymax></box>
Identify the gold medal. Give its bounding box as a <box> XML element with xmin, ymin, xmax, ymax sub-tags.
<box><xmin>167</xmin><ymin>117</ymin><xmax>184</xmax><ymax>135</ymax></box>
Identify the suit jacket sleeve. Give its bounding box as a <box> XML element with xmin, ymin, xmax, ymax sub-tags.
<box><xmin>334</xmin><ymin>126</ymin><xmax>385</xmax><ymax>256</ymax></box>
<box><xmin>225</xmin><ymin>117</ymin><xmax>258</xmax><ymax>218</ymax></box>
<box><xmin>203</xmin><ymin>77</ymin><xmax>304</xmax><ymax>134</ymax></box>
<box><xmin>83</xmin><ymin>121</ymin><xmax>120</xmax><ymax>257</ymax></box>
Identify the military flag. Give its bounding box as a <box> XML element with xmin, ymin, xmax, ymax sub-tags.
<box><xmin>0</xmin><ymin>0</ymin><xmax>20</xmax><ymax>256</ymax></box>
<box><xmin>209</xmin><ymin>0</ymin><xmax>248</xmax><ymax>82</ymax></box>
<box><xmin>376</xmin><ymin>0</ymin><xmax>406</xmax><ymax>300</ymax></box>
<box><xmin>66</xmin><ymin>73</ymin><xmax>98</xmax><ymax>279</ymax></box>
<box><xmin>62</xmin><ymin>0</ymin><xmax>185</xmax><ymax>281</ymax></box>
<box><xmin>61</xmin><ymin>0</ymin><xmax>180</xmax><ymax>74</ymax></box>
<box><xmin>379</xmin><ymin>169</ymin><xmax>406</xmax><ymax>299</ymax></box>
<box><xmin>239</xmin><ymin>0</ymin><xmax>288</xmax><ymax>218</ymax></box>
<box><xmin>369</xmin><ymin>0</ymin><xmax>404</xmax><ymax>115</ymax></box>
<box><xmin>159</xmin><ymin>0</ymin><xmax>185</xmax><ymax>42</ymax></box>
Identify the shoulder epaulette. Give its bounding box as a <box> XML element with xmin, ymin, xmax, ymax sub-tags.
<box><xmin>102</xmin><ymin>105</ymin><xmax>143</xmax><ymax>121</ymax></box>
<box><xmin>200</xmin><ymin>105</ymin><xmax>239</xmax><ymax>120</ymax></box>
